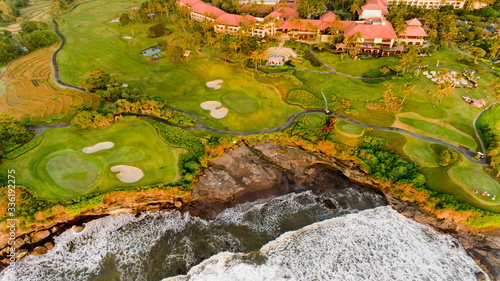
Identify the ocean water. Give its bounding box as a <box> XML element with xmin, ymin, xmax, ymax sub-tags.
<box><xmin>0</xmin><ymin>189</ymin><xmax>486</xmax><ymax>281</ymax></box>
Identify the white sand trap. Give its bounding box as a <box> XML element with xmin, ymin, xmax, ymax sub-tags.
<box><xmin>206</xmin><ymin>80</ymin><xmax>223</xmax><ymax>90</ymax></box>
<box><xmin>200</xmin><ymin>101</ymin><xmax>228</xmax><ymax>119</ymax></box>
<box><xmin>82</xmin><ymin>142</ymin><xmax>114</xmax><ymax>154</ymax></box>
<box><xmin>123</xmin><ymin>36</ymin><xmax>133</xmax><ymax>40</ymax></box>
<box><xmin>110</xmin><ymin>165</ymin><xmax>144</xmax><ymax>183</ymax></box>
<box><xmin>110</xmin><ymin>18</ymin><xmax>119</xmax><ymax>23</ymax></box>
<box><xmin>211</xmin><ymin>107</ymin><xmax>229</xmax><ymax>118</ymax></box>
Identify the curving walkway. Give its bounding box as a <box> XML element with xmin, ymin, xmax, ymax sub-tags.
<box><xmin>52</xmin><ymin>1</ymin><xmax>97</xmax><ymax>91</ymax></box>
<box><xmin>45</xmin><ymin>1</ymin><xmax>491</xmax><ymax>166</ymax></box>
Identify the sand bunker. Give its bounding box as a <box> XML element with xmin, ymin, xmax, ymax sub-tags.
<box><xmin>206</xmin><ymin>80</ymin><xmax>223</xmax><ymax>90</ymax></box>
<box><xmin>110</xmin><ymin>18</ymin><xmax>119</xmax><ymax>23</ymax></box>
<box><xmin>123</xmin><ymin>36</ymin><xmax>133</xmax><ymax>40</ymax></box>
<box><xmin>82</xmin><ymin>142</ymin><xmax>114</xmax><ymax>154</ymax></box>
<box><xmin>200</xmin><ymin>101</ymin><xmax>229</xmax><ymax>119</ymax></box>
<box><xmin>110</xmin><ymin>165</ymin><xmax>144</xmax><ymax>183</ymax></box>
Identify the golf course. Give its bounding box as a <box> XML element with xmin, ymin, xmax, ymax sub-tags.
<box><xmin>0</xmin><ymin>118</ymin><xmax>184</xmax><ymax>200</ymax></box>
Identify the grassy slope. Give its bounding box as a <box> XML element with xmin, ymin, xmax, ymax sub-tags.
<box><xmin>0</xmin><ymin>118</ymin><xmax>183</xmax><ymax>201</ymax></box>
<box><xmin>56</xmin><ymin>0</ymin><xmax>300</xmax><ymax>132</ymax></box>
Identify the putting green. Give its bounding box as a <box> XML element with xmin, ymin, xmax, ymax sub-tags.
<box><xmin>402</xmin><ymin>137</ymin><xmax>439</xmax><ymax>167</ymax></box>
<box><xmin>335</xmin><ymin>120</ymin><xmax>365</xmax><ymax>137</ymax></box>
<box><xmin>46</xmin><ymin>151</ymin><xmax>100</xmax><ymax>192</ymax></box>
<box><xmin>0</xmin><ymin>118</ymin><xmax>184</xmax><ymax>201</ymax></box>
<box><xmin>449</xmin><ymin>160</ymin><xmax>500</xmax><ymax>205</ymax></box>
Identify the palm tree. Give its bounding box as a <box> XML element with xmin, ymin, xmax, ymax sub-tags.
<box><xmin>400</xmin><ymin>83</ymin><xmax>415</xmax><ymax>105</ymax></box>
<box><xmin>487</xmin><ymin>77</ymin><xmax>500</xmax><ymax>105</ymax></box>
<box><xmin>434</xmin><ymin>82</ymin><xmax>453</xmax><ymax>105</ymax></box>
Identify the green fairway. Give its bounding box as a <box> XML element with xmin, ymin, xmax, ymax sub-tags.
<box><xmin>449</xmin><ymin>160</ymin><xmax>500</xmax><ymax>207</ymax></box>
<box><xmin>398</xmin><ymin>117</ymin><xmax>477</xmax><ymax>150</ymax></box>
<box><xmin>56</xmin><ymin>0</ymin><xmax>300</xmax><ymax>132</ymax></box>
<box><xmin>402</xmin><ymin>137</ymin><xmax>439</xmax><ymax>167</ymax></box>
<box><xmin>0</xmin><ymin>118</ymin><xmax>183</xmax><ymax>200</ymax></box>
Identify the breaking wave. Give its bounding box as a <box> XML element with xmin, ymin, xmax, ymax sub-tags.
<box><xmin>0</xmin><ymin>190</ymin><xmax>485</xmax><ymax>281</ymax></box>
<box><xmin>166</xmin><ymin>206</ymin><xmax>487</xmax><ymax>281</ymax></box>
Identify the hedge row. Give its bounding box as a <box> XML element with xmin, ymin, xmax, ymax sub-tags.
<box><xmin>287</xmin><ymin>89</ymin><xmax>324</xmax><ymax>109</ymax></box>
<box><xmin>5</xmin><ymin>135</ymin><xmax>43</xmax><ymax>159</ymax></box>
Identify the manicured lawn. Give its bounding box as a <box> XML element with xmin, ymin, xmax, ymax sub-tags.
<box><xmin>402</xmin><ymin>137</ymin><xmax>439</xmax><ymax>167</ymax></box>
<box><xmin>56</xmin><ymin>0</ymin><xmax>300</xmax><ymax>132</ymax></box>
<box><xmin>448</xmin><ymin>160</ymin><xmax>500</xmax><ymax>209</ymax></box>
<box><xmin>335</xmin><ymin>119</ymin><xmax>364</xmax><ymax>136</ymax></box>
<box><xmin>0</xmin><ymin>118</ymin><xmax>183</xmax><ymax>201</ymax></box>
<box><xmin>398</xmin><ymin>117</ymin><xmax>477</xmax><ymax>150</ymax></box>
<box><xmin>315</xmin><ymin>51</ymin><xmax>400</xmax><ymax>77</ymax></box>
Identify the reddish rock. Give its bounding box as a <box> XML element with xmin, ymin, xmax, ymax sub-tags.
<box><xmin>30</xmin><ymin>230</ymin><xmax>50</xmax><ymax>244</ymax></box>
<box><xmin>44</xmin><ymin>242</ymin><xmax>54</xmax><ymax>251</ymax></box>
<box><xmin>15</xmin><ymin>249</ymin><xmax>28</xmax><ymax>259</ymax></box>
<box><xmin>31</xmin><ymin>246</ymin><xmax>47</xmax><ymax>256</ymax></box>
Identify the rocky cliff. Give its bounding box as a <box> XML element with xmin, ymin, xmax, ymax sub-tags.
<box><xmin>1</xmin><ymin>142</ymin><xmax>499</xmax><ymax>280</ymax></box>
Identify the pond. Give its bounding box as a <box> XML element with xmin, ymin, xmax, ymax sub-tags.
<box><xmin>140</xmin><ymin>46</ymin><xmax>163</xmax><ymax>59</ymax></box>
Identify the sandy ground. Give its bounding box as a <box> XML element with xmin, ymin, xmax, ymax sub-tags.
<box><xmin>200</xmin><ymin>101</ymin><xmax>228</xmax><ymax>119</ymax></box>
<box><xmin>206</xmin><ymin>80</ymin><xmax>223</xmax><ymax>90</ymax></box>
<box><xmin>110</xmin><ymin>165</ymin><xmax>144</xmax><ymax>183</ymax></box>
<box><xmin>82</xmin><ymin>142</ymin><xmax>114</xmax><ymax>153</ymax></box>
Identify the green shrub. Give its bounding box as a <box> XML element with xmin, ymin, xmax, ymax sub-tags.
<box><xmin>287</xmin><ymin>89</ymin><xmax>324</xmax><ymax>109</ymax></box>
<box><xmin>5</xmin><ymin>135</ymin><xmax>43</xmax><ymax>159</ymax></box>
<box><xmin>148</xmin><ymin>24</ymin><xmax>165</xmax><ymax>38</ymax></box>
<box><xmin>391</xmin><ymin>73</ymin><xmax>413</xmax><ymax>80</ymax></box>
<box><xmin>303</xmin><ymin>51</ymin><xmax>322</xmax><ymax>67</ymax></box>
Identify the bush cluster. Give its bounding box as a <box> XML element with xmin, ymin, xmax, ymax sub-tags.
<box><xmin>287</xmin><ymin>89</ymin><xmax>324</xmax><ymax>109</ymax></box>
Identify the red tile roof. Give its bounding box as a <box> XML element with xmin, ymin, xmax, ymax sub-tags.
<box><xmin>344</xmin><ymin>18</ymin><xmax>397</xmax><ymax>39</ymax></box>
<box><xmin>319</xmin><ymin>12</ymin><xmax>337</xmax><ymax>22</ymax></box>
<box><xmin>360</xmin><ymin>0</ymin><xmax>388</xmax><ymax>15</ymax></box>
<box><xmin>406</xmin><ymin>18</ymin><xmax>422</xmax><ymax>26</ymax></box>
<box><xmin>400</xmin><ymin>25</ymin><xmax>427</xmax><ymax>37</ymax></box>
<box><xmin>179</xmin><ymin>0</ymin><xmax>202</xmax><ymax>6</ymax></box>
<box><xmin>280</xmin><ymin>19</ymin><xmax>331</xmax><ymax>31</ymax></box>
<box><xmin>191</xmin><ymin>2</ymin><xmax>226</xmax><ymax>18</ymax></box>
<box><xmin>216</xmin><ymin>13</ymin><xmax>258</xmax><ymax>26</ymax></box>
<box><xmin>271</xmin><ymin>6</ymin><xmax>299</xmax><ymax>20</ymax></box>
<box><xmin>240</xmin><ymin>4</ymin><xmax>273</xmax><ymax>14</ymax></box>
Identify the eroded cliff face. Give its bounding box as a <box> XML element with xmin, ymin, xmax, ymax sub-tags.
<box><xmin>1</xmin><ymin>142</ymin><xmax>499</xmax><ymax>280</ymax></box>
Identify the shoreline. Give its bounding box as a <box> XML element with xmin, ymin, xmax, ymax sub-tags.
<box><xmin>1</xmin><ymin>142</ymin><xmax>498</xmax><ymax>279</ymax></box>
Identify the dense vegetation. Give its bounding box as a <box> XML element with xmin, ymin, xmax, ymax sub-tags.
<box><xmin>0</xmin><ymin>21</ymin><xmax>58</xmax><ymax>64</ymax></box>
<box><xmin>73</xmin><ymin>69</ymin><xmax>198</xmax><ymax>128</ymax></box>
<box><xmin>287</xmin><ymin>89</ymin><xmax>324</xmax><ymax>109</ymax></box>
<box><xmin>0</xmin><ymin>114</ymin><xmax>35</xmax><ymax>158</ymax></box>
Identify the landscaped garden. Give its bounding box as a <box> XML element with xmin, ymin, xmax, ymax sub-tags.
<box><xmin>55</xmin><ymin>0</ymin><xmax>301</xmax><ymax>132</ymax></box>
<box><xmin>0</xmin><ymin>118</ymin><xmax>184</xmax><ymax>200</ymax></box>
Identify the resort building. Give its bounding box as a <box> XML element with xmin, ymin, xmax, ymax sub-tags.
<box><xmin>359</xmin><ymin>0</ymin><xmax>388</xmax><ymax>20</ymax></box>
<box><xmin>189</xmin><ymin>1</ymin><xmax>226</xmax><ymax>22</ymax></box>
<box><xmin>398</xmin><ymin>18</ymin><xmax>427</xmax><ymax>45</ymax></box>
<box><xmin>178</xmin><ymin>0</ymin><xmax>415</xmax><ymax>54</ymax></box>
<box><xmin>386</xmin><ymin>0</ymin><xmax>465</xmax><ymax>9</ymax></box>
<box><xmin>344</xmin><ymin>17</ymin><xmax>399</xmax><ymax>55</ymax></box>
<box><xmin>214</xmin><ymin>14</ymin><xmax>278</xmax><ymax>37</ymax></box>
<box><xmin>279</xmin><ymin>12</ymin><xmax>338</xmax><ymax>41</ymax></box>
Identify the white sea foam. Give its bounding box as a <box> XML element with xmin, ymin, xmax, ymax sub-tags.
<box><xmin>0</xmin><ymin>193</ymin><xmax>484</xmax><ymax>281</ymax></box>
<box><xmin>166</xmin><ymin>206</ymin><xmax>487</xmax><ymax>281</ymax></box>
